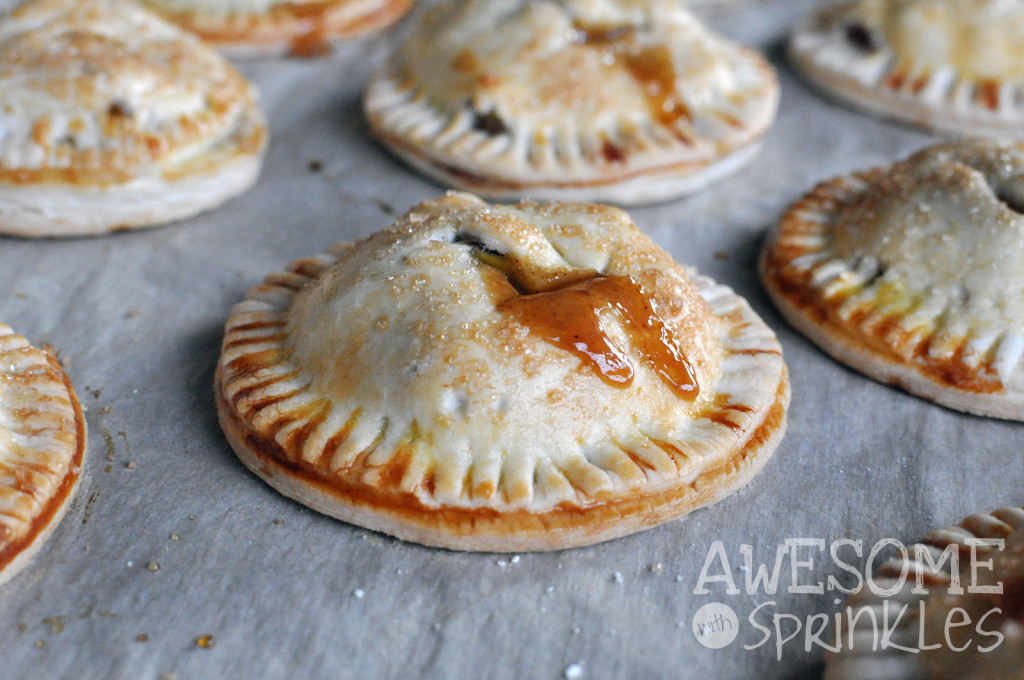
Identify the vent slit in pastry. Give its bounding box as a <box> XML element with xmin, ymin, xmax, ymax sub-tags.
<box><xmin>471</xmin><ymin>110</ymin><xmax>509</xmax><ymax>137</ymax></box>
<box><xmin>499</xmin><ymin>274</ymin><xmax>700</xmax><ymax>398</ymax></box>
<box><xmin>842</xmin><ymin>20</ymin><xmax>882</xmax><ymax>53</ymax></box>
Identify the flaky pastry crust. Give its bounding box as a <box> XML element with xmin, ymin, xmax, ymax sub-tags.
<box><xmin>790</xmin><ymin>0</ymin><xmax>1024</xmax><ymax>136</ymax></box>
<box><xmin>141</xmin><ymin>0</ymin><xmax>413</xmax><ymax>57</ymax></box>
<box><xmin>364</xmin><ymin>0</ymin><xmax>778</xmax><ymax>205</ymax></box>
<box><xmin>762</xmin><ymin>139</ymin><xmax>1024</xmax><ymax>419</ymax></box>
<box><xmin>0</xmin><ymin>0</ymin><xmax>267</xmax><ymax>236</ymax></box>
<box><xmin>216</xmin><ymin>193</ymin><xmax>789</xmax><ymax>551</ymax></box>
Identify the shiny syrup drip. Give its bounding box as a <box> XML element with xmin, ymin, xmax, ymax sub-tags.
<box><xmin>622</xmin><ymin>46</ymin><xmax>691</xmax><ymax>129</ymax></box>
<box><xmin>499</xmin><ymin>274</ymin><xmax>699</xmax><ymax>400</ymax></box>
<box><xmin>574</xmin><ymin>23</ymin><xmax>691</xmax><ymax>131</ymax></box>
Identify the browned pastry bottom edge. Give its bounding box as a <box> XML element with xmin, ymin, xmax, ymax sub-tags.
<box><xmin>215</xmin><ymin>363</ymin><xmax>789</xmax><ymax>552</ymax></box>
<box><xmin>0</xmin><ymin>353</ymin><xmax>86</xmax><ymax>584</ymax></box>
<box><xmin>163</xmin><ymin>0</ymin><xmax>413</xmax><ymax>56</ymax></box>
<box><xmin>760</xmin><ymin>245</ymin><xmax>1023</xmax><ymax>420</ymax></box>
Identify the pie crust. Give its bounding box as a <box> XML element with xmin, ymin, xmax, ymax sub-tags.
<box><xmin>761</xmin><ymin>139</ymin><xmax>1024</xmax><ymax>420</ymax></box>
<box><xmin>364</xmin><ymin>0</ymin><xmax>779</xmax><ymax>205</ymax></box>
<box><xmin>215</xmin><ymin>192</ymin><xmax>790</xmax><ymax>551</ymax></box>
<box><xmin>140</xmin><ymin>0</ymin><xmax>413</xmax><ymax>57</ymax></box>
<box><xmin>825</xmin><ymin>506</ymin><xmax>1024</xmax><ymax>680</ymax></box>
<box><xmin>790</xmin><ymin>0</ymin><xmax>1024</xmax><ymax>136</ymax></box>
<box><xmin>0</xmin><ymin>0</ymin><xmax>268</xmax><ymax>237</ymax></box>
<box><xmin>0</xmin><ymin>323</ymin><xmax>86</xmax><ymax>586</ymax></box>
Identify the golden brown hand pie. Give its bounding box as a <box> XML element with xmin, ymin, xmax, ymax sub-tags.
<box><xmin>762</xmin><ymin>139</ymin><xmax>1024</xmax><ymax>419</ymax></box>
<box><xmin>826</xmin><ymin>506</ymin><xmax>1024</xmax><ymax>680</ymax></box>
<box><xmin>140</xmin><ymin>0</ymin><xmax>413</xmax><ymax>57</ymax></box>
<box><xmin>0</xmin><ymin>323</ymin><xmax>85</xmax><ymax>585</ymax></box>
<box><xmin>364</xmin><ymin>0</ymin><xmax>779</xmax><ymax>205</ymax></box>
<box><xmin>215</xmin><ymin>192</ymin><xmax>789</xmax><ymax>551</ymax></box>
<box><xmin>0</xmin><ymin>0</ymin><xmax>267</xmax><ymax>237</ymax></box>
<box><xmin>790</xmin><ymin>0</ymin><xmax>1024</xmax><ymax>136</ymax></box>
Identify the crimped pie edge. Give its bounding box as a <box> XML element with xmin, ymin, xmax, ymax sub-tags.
<box><xmin>0</xmin><ymin>0</ymin><xmax>269</xmax><ymax>236</ymax></box>
<box><xmin>789</xmin><ymin>1</ymin><xmax>1024</xmax><ymax>136</ymax></box>
<box><xmin>0</xmin><ymin>324</ymin><xmax>86</xmax><ymax>585</ymax></box>
<box><xmin>824</xmin><ymin>506</ymin><xmax>1024</xmax><ymax>680</ymax></box>
<box><xmin>215</xmin><ymin>198</ymin><xmax>790</xmax><ymax>551</ymax></box>
<box><xmin>760</xmin><ymin>157</ymin><xmax>1024</xmax><ymax>420</ymax></box>
<box><xmin>363</xmin><ymin>4</ymin><xmax>779</xmax><ymax>205</ymax></box>
<box><xmin>142</xmin><ymin>0</ymin><xmax>413</xmax><ymax>57</ymax></box>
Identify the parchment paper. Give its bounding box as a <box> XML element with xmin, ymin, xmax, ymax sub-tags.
<box><xmin>2</xmin><ymin>2</ymin><xmax>1021</xmax><ymax>679</ymax></box>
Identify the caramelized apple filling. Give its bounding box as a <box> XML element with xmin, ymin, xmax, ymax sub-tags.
<box><xmin>466</xmin><ymin>242</ymin><xmax>699</xmax><ymax>399</ymax></box>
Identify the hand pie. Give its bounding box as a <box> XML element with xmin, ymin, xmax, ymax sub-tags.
<box><xmin>140</xmin><ymin>0</ymin><xmax>413</xmax><ymax>57</ymax></box>
<box><xmin>0</xmin><ymin>0</ymin><xmax>267</xmax><ymax>237</ymax></box>
<box><xmin>790</xmin><ymin>0</ymin><xmax>1024</xmax><ymax>136</ymax></box>
<box><xmin>364</xmin><ymin>0</ymin><xmax>779</xmax><ymax>205</ymax></box>
<box><xmin>826</xmin><ymin>506</ymin><xmax>1024</xmax><ymax>680</ymax></box>
<box><xmin>765</xmin><ymin>139</ymin><xmax>1024</xmax><ymax>419</ymax></box>
<box><xmin>0</xmin><ymin>323</ymin><xmax>85</xmax><ymax>585</ymax></box>
<box><xmin>215</xmin><ymin>193</ymin><xmax>790</xmax><ymax>551</ymax></box>
<box><xmin>761</xmin><ymin>140</ymin><xmax>1024</xmax><ymax>419</ymax></box>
